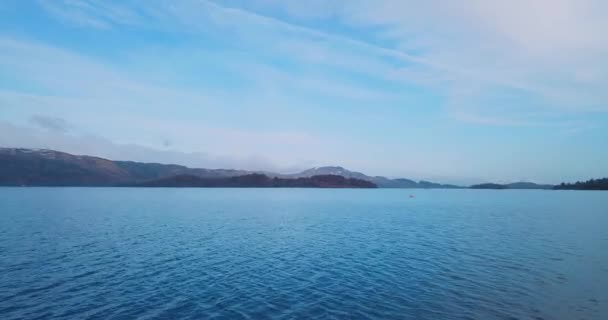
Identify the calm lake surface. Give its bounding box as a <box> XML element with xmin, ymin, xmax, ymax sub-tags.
<box><xmin>0</xmin><ymin>188</ymin><xmax>606</xmax><ymax>320</ymax></box>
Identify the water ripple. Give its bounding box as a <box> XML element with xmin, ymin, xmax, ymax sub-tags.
<box><xmin>0</xmin><ymin>188</ymin><xmax>607</xmax><ymax>319</ymax></box>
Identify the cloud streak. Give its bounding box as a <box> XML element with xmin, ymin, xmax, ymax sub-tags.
<box><xmin>201</xmin><ymin>0</ymin><xmax>608</xmax><ymax>119</ymax></box>
<box><xmin>0</xmin><ymin>0</ymin><xmax>606</xmax><ymax>183</ymax></box>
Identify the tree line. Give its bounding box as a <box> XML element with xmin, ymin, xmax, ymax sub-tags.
<box><xmin>554</xmin><ymin>178</ymin><xmax>608</xmax><ymax>190</ymax></box>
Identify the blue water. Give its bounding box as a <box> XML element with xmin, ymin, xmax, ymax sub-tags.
<box><xmin>0</xmin><ymin>188</ymin><xmax>606</xmax><ymax>320</ymax></box>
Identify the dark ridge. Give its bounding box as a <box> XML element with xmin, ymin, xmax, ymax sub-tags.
<box><xmin>6</xmin><ymin>147</ymin><xmax>588</xmax><ymax>190</ymax></box>
<box><xmin>0</xmin><ymin>148</ymin><xmax>452</xmax><ymax>188</ymax></box>
<box><xmin>470</xmin><ymin>183</ymin><xmax>509</xmax><ymax>190</ymax></box>
<box><xmin>132</xmin><ymin>174</ymin><xmax>377</xmax><ymax>188</ymax></box>
<box><xmin>0</xmin><ymin>148</ymin><xmax>248</xmax><ymax>186</ymax></box>
<box><xmin>470</xmin><ymin>182</ymin><xmax>555</xmax><ymax>190</ymax></box>
<box><xmin>553</xmin><ymin>178</ymin><xmax>608</xmax><ymax>190</ymax></box>
<box><xmin>504</xmin><ymin>182</ymin><xmax>554</xmax><ymax>189</ymax></box>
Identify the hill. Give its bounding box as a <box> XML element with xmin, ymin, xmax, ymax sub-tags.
<box><xmin>290</xmin><ymin>166</ymin><xmax>462</xmax><ymax>189</ymax></box>
<box><xmin>0</xmin><ymin>148</ymin><xmax>462</xmax><ymax>188</ymax></box>
<box><xmin>470</xmin><ymin>182</ymin><xmax>553</xmax><ymax>190</ymax></box>
<box><xmin>134</xmin><ymin>174</ymin><xmax>376</xmax><ymax>188</ymax></box>
<box><xmin>505</xmin><ymin>182</ymin><xmax>553</xmax><ymax>189</ymax></box>
<box><xmin>554</xmin><ymin>178</ymin><xmax>608</xmax><ymax>190</ymax></box>
<box><xmin>0</xmin><ymin>148</ymin><xmax>248</xmax><ymax>186</ymax></box>
<box><xmin>470</xmin><ymin>183</ymin><xmax>508</xmax><ymax>189</ymax></box>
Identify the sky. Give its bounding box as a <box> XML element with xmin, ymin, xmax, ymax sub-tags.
<box><xmin>0</xmin><ymin>0</ymin><xmax>607</xmax><ymax>184</ymax></box>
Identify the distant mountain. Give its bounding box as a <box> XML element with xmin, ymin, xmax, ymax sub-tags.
<box><xmin>292</xmin><ymin>166</ymin><xmax>369</xmax><ymax>180</ymax></box>
<box><xmin>554</xmin><ymin>178</ymin><xmax>608</xmax><ymax>190</ymax></box>
<box><xmin>0</xmin><ymin>148</ymin><xmax>464</xmax><ymax>189</ymax></box>
<box><xmin>290</xmin><ymin>166</ymin><xmax>462</xmax><ymax>189</ymax></box>
<box><xmin>0</xmin><ymin>148</ymin><xmax>248</xmax><ymax>186</ymax></box>
<box><xmin>470</xmin><ymin>182</ymin><xmax>554</xmax><ymax>190</ymax></box>
<box><xmin>470</xmin><ymin>183</ymin><xmax>508</xmax><ymax>189</ymax></box>
<box><xmin>1</xmin><ymin>148</ymin><xmax>131</xmax><ymax>186</ymax></box>
<box><xmin>505</xmin><ymin>182</ymin><xmax>553</xmax><ymax>189</ymax></box>
<box><xmin>134</xmin><ymin>174</ymin><xmax>376</xmax><ymax>188</ymax></box>
<box><xmin>114</xmin><ymin>160</ymin><xmax>249</xmax><ymax>180</ymax></box>
<box><xmin>375</xmin><ymin>177</ymin><xmax>418</xmax><ymax>188</ymax></box>
<box><xmin>0</xmin><ymin>148</ymin><xmax>377</xmax><ymax>188</ymax></box>
<box><xmin>417</xmin><ymin>180</ymin><xmax>463</xmax><ymax>189</ymax></box>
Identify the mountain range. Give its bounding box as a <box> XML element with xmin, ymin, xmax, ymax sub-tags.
<box><xmin>470</xmin><ymin>182</ymin><xmax>554</xmax><ymax>190</ymax></box>
<box><xmin>0</xmin><ymin>148</ymin><xmax>457</xmax><ymax>188</ymax></box>
<box><xmin>0</xmin><ymin>148</ymin><xmax>561</xmax><ymax>189</ymax></box>
<box><xmin>133</xmin><ymin>173</ymin><xmax>377</xmax><ymax>188</ymax></box>
<box><xmin>0</xmin><ymin>148</ymin><xmax>247</xmax><ymax>186</ymax></box>
<box><xmin>285</xmin><ymin>166</ymin><xmax>462</xmax><ymax>189</ymax></box>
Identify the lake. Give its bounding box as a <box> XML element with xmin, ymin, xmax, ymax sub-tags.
<box><xmin>0</xmin><ymin>188</ymin><xmax>606</xmax><ymax>319</ymax></box>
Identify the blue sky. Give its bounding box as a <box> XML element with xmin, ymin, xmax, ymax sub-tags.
<box><xmin>1</xmin><ymin>0</ymin><xmax>607</xmax><ymax>184</ymax></box>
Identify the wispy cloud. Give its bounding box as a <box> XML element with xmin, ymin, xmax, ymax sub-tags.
<box><xmin>1</xmin><ymin>0</ymin><xmax>606</xmax><ymax>183</ymax></box>
<box><xmin>203</xmin><ymin>0</ymin><xmax>608</xmax><ymax>121</ymax></box>
<box><xmin>0</xmin><ymin>36</ymin><xmax>345</xmax><ymax>170</ymax></box>
<box><xmin>38</xmin><ymin>0</ymin><xmax>141</xmax><ymax>29</ymax></box>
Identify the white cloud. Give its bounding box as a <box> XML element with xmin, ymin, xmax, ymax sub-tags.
<box><xmin>364</xmin><ymin>1</ymin><xmax>607</xmax><ymax>106</ymax></box>
<box><xmin>1</xmin><ymin>0</ymin><xmax>606</xmax><ymax>183</ymax></box>
<box><xmin>208</xmin><ymin>0</ymin><xmax>608</xmax><ymax>121</ymax></box>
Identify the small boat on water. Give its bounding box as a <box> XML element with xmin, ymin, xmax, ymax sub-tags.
<box><xmin>409</xmin><ymin>194</ymin><xmax>415</xmax><ymax>198</ymax></box>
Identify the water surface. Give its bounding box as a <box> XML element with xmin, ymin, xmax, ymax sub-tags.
<box><xmin>0</xmin><ymin>188</ymin><xmax>606</xmax><ymax>319</ymax></box>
